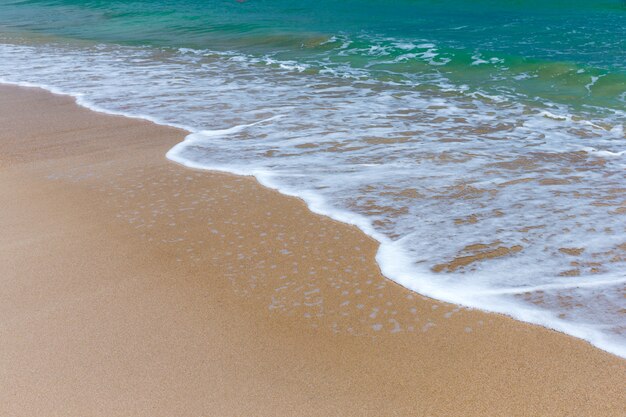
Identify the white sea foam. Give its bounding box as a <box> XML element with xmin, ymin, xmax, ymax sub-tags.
<box><xmin>0</xmin><ymin>40</ymin><xmax>624</xmax><ymax>358</ymax></box>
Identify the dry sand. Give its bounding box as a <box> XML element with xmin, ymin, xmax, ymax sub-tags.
<box><xmin>0</xmin><ymin>84</ymin><xmax>624</xmax><ymax>416</ymax></box>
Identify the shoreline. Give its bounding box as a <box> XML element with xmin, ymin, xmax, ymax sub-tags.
<box><xmin>5</xmin><ymin>79</ymin><xmax>624</xmax><ymax>358</ymax></box>
<box><xmin>1</xmin><ymin>84</ymin><xmax>624</xmax><ymax>416</ymax></box>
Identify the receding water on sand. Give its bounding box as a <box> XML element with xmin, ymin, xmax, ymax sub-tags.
<box><xmin>1</xmin><ymin>37</ymin><xmax>623</xmax><ymax>357</ymax></box>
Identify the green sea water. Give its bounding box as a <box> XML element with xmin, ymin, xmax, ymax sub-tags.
<box><xmin>0</xmin><ymin>0</ymin><xmax>625</xmax><ymax>111</ymax></box>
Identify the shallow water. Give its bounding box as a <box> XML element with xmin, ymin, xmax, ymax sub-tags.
<box><xmin>0</xmin><ymin>0</ymin><xmax>624</xmax><ymax>356</ymax></box>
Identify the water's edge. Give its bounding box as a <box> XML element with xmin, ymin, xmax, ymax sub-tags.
<box><xmin>3</xmin><ymin>78</ymin><xmax>624</xmax><ymax>359</ymax></box>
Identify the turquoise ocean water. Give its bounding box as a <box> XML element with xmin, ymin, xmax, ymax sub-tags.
<box><xmin>0</xmin><ymin>0</ymin><xmax>624</xmax><ymax>356</ymax></box>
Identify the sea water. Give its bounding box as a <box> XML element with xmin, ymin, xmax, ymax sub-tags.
<box><xmin>0</xmin><ymin>0</ymin><xmax>624</xmax><ymax>357</ymax></box>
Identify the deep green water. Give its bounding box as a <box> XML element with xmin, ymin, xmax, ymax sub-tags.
<box><xmin>1</xmin><ymin>0</ymin><xmax>625</xmax><ymax>111</ymax></box>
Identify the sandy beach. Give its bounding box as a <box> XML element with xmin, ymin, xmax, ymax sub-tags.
<box><xmin>0</xmin><ymin>84</ymin><xmax>624</xmax><ymax>416</ymax></box>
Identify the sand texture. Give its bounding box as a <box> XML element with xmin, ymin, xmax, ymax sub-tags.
<box><xmin>0</xmin><ymin>84</ymin><xmax>624</xmax><ymax>416</ymax></box>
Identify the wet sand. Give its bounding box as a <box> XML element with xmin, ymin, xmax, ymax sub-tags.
<box><xmin>0</xmin><ymin>84</ymin><xmax>624</xmax><ymax>416</ymax></box>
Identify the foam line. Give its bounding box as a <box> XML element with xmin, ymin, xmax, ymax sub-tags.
<box><xmin>480</xmin><ymin>276</ymin><xmax>626</xmax><ymax>295</ymax></box>
<box><xmin>0</xmin><ymin>78</ymin><xmax>197</xmax><ymax>133</ymax></box>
